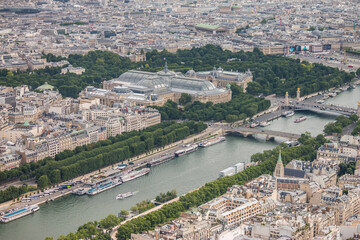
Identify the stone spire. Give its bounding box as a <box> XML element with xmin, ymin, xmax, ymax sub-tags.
<box><xmin>278</xmin><ymin>149</ymin><xmax>282</xmax><ymax>163</ymax></box>
<box><xmin>274</xmin><ymin>149</ymin><xmax>284</xmax><ymax>177</ymax></box>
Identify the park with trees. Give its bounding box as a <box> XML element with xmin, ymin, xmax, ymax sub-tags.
<box><xmin>154</xmin><ymin>84</ymin><xmax>270</xmax><ymax>122</ymax></box>
<box><xmin>0</xmin><ymin>45</ymin><xmax>354</xmax><ymax>100</ymax></box>
<box><xmin>323</xmin><ymin>114</ymin><xmax>358</xmax><ymax>135</ymax></box>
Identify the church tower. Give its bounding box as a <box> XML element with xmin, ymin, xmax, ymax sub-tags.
<box><xmin>274</xmin><ymin>150</ymin><xmax>284</xmax><ymax>178</ymax></box>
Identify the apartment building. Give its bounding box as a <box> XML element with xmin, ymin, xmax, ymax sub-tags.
<box><xmin>317</xmin><ymin>143</ymin><xmax>359</xmax><ymax>162</ymax></box>
<box><xmin>70</xmin><ymin>130</ymin><xmax>90</xmax><ymax>148</ymax></box>
<box><xmin>199</xmin><ymin>196</ymin><xmax>262</xmax><ymax>227</ymax></box>
<box><xmin>0</xmin><ymin>153</ymin><xmax>21</xmax><ymax>171</ymax></box>
<box><xmin>1</xmin><ymin>124</ymin><xmax>44</xmax><ymax>142</ymax></box>
<box><xmin>330</xmin><ymin>188</ymin><xmax>360</xmax><ymax>225</ymax></box>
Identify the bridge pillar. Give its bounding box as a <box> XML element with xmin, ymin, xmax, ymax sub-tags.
<box><xmin>285</xmin><ymin>92</ymin><xmax>289</xmax><ymax>106</ymax></box>
<box><xmin>357</xmin><ymin>101</ymin><xmax>360</xmax><ymax>117</ymax></box>
<box><xmin>266</xmin><ymin>135</ymin><xmax>275</xmax><ymax>141</ymax></box>
<box><xmin>243</xmin><ymin>133</ymin><xmax>251</xmax><ymax>138</ymax></box>
<box><xmin>296</xmin><ymin>88</ymin><xmax>300</xmax><ymax>101</ymax></box>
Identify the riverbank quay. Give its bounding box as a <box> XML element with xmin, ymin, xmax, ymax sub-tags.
<box><xmin>0</xmin><ymin>126</ymin><xmax>222</xmax><ymax>213</ymax></box>
<box><xmin>109</xmin><ymin>196</ymin><xmax>180</xmax><ymax>240</ymax></box>
<box><xmin>109</xmin><ymin>186</ymin><xmax>202</xmax><ymax>240</ymax></box>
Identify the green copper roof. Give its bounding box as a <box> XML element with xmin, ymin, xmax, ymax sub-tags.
<box><xmin>195</xmin><ymin>23</ymin><xmax>220</xmax><ymax>30</ymax></box>
<box><xmin>24</xmin><ymin>121</ymin><xmax>29</xmax><ymax>126</ymax></box>
<box><xmin>36</xmin><ymin>82</ymin><xmax>54</xmax><ymax>90</ymax></box>
<box><xmin>278</xmin><ymin>150</ymin><xmax>282</xmax><ymax>163</ymax></box>
<box><xmin>70</xmin><ymin>129</ymin><xmax>86</xmax><ymax>136</ymax></box>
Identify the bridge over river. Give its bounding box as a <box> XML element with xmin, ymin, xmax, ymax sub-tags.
<box><xmin>221</xmin><ymin>125</ymin><xmax>301</xmax><ymax>141</ymax></box>
<box><xmin>291</xmin><ymin>102</ymin><xmax>357</xmax><ymax>116</ymax></box>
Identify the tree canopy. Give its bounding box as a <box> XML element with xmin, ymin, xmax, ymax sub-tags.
<box><xmin>154</xmin><ymin>84</ymin><xmax>270</xmax><ymax>122</ymax></box>
<box><xmin>1</xmin><ymin>45</ymin><xmax>354</xmax><ymax>99</ymax></box>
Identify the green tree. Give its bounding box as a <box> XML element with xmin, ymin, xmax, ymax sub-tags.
<box><xmin>57</xmin><ymin>235</ymin><xmax>67</xmax><ymax>240</ymax></box>
<box><xmin>38</xmin><ymin>175</ymin><xmax>50</xmax><ymax>189</ymax></box>
<box><xmin>49</xmin><ymin>169</ymin><xmax>62</xmax><ymax>184</ymax></box>
<box><xmin>349</xmin><ymin>114</ymin><xmax>359</xmax><ymax>122</ymax></box>
<box><xmin>179</xmin><ymin>93</ymin><xmax>192</xmax><ymax>105</ymax></box>
<box><xmin>99</xmin><ymin>214</ymin><xmax>121</xmax><ymax>230</ymax></box>
<box><xmin>308</xmin><ymin>26</ymin><xmax>316</xmax><ymax>31</ymax></box>
<box><xmin>226</xmin><ymin>114</ymin><xmax>238</xmax><ymax>123</ymax></box>
<box><xmin>120</xmin><ymin>209</ymin><xmax>129</xmax><ymax>216</ymax></box>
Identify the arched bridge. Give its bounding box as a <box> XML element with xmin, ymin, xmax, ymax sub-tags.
<box><xmin>221</xmin><ymin>126</ymin><xmax>301</xmax><ymax>141</ymax></box>
<box><xmin>290</xmin><ymin>102</ymin><xmax>356</xmax><ymax>117</ymax></box>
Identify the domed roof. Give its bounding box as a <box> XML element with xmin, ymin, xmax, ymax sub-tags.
<box><xmin>137</xmin><ymin>76</ymin><xmax>167</xmax><ymax>89</ymax></box>
<box><xmin>36</xmin><ymin>82</ymin><xmax>54</xmax><ymax>91</ymax></box>
<box><xmin>112</xmin><ymin>86</ymin><xmax>132</xmax><ymax>94</ymax></box>
<box><xmin>186</xmin><ymin>70</ymin><xmax>196</xmax><ymax>76</ymax></box>
<box><xmin>118</xmin><ymin>71</ymin><xmax>152</xmax><ymax>83</ymax></box>
<box><xmin>170</xmin><ymin>77</ymin><xmax>216</xmax><ymax>91</ymax></box>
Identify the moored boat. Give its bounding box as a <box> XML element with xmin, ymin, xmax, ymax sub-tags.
<box><xmin>329</xmin><ymin>92</ymin><xmax>337</xmax><ymax>97</ymax></box>
<box><xmin>250</xmin><ymin>121</ymin><xmax>260</xmax><ymax>128</ymax></box>
<box><xmin>120</xmin><ymin>168</ymin><xmax>150</xmax><ymax>183</ymax></box>
<box><xmin>281</xmin><ymin>111</ymin><xmax>295</xmax><ymax>118</ymax></box>
<box><xmin>198</xmin><ymin>136</ymin><xmax>226</xmax><ymax>148</ymax></box>
<box><xmin>259</xmin><ymin>121</ymin><xmax>271</xmax><ymax>127</ymax></box>
<box><xmin>0</xmin><ymin>205</ymin><xmax>40</xmax><ymax>223</ymax></box>
<box><xmin>323</xmin><ymin>94</ymin><xmax>329</xmax><ymax>100</ymax></box>
<box><xmin>175</xmin><ymin>144</ymin><xmax>198</xmax><ymax>156</ymax></box>
<box><xmin>147</xmin><ymin>153</ymin><xmax>175</xmax><ymax>167</ymax></box>
<box><xmin>86</xmin><ymin>178</ymin><xmax>122</xmax><ymax>195</ymax></box>
<box><xmin>72</xmin><ymin>188</ymin><xmax>88</xmax><ymax>196</ymax></box>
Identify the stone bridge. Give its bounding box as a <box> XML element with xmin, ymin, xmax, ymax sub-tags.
<box><xmin>221</xmin><ymin>126</ymin><xmax>301</xmax><ymax>141</ymax></box>
<box><xmin>291</xmin><ymin>102</ymin><xmax>356</xmax><ymax>117</ymax></box>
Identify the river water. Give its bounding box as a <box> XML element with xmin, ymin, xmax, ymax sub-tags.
<box><xmin>0</xmin><ymin>87</ymin><xmax>359</xmax><ymax>240</ymax></box>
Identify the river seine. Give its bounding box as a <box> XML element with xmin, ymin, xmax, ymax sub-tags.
<box><xmin>0</xmin><ymin>86</ymin><xmax>359</xmax><ymax>240</ymax></box>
